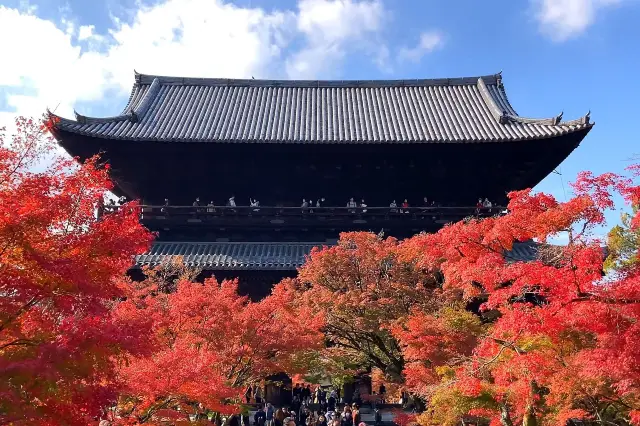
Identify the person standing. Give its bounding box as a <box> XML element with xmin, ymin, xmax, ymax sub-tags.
<box><xmin>255</xmin><ymin>407</ymin><xmax>267</xmax><ymax>426</ymax></box>
<box><xmin>254</xmin><ymin>385</ymin><xmax>262</xmax><ymax>404</ymax></box>
<box><xmin>401</xmin><ymin>199</ymin><xmax>409</xmax><ymax>214</ymax></box>
<box><xmin>347</xmin><ymin>197</ymin><xmax>357</xmax><ymax>214</ymax></box>
<box><xmin>161</xmin><ymin>198</ymin><xmax>170</xmax><ymax>215</ymax></box>
<box><xmin>266</xmin><ymin>403</ymin><xmax>275</xmax><ymax>426</ymax></box>
<box><xmin>328</xmin><ymin>391</ymin><xmax>336</xmax><ymax>412</ymax></box>
<box><xmin>351</xmin><ymin>404</ymin><xmax>360</xmax><ymax>426</ymax></box>
<box><xmin>374</xmin><ymin>408</ymin><xmax>382</xmax><ymax>426</ymax></box>
<box><xmin>275</xmin><ymin>408</ymin><xmax>285</xmax><ymax>426</ymax></box>
<box><xmin>340</xmin><ymin>412</ymin><xmax>352</xmax><ymax>426</ymax></box>
<box><xmin>359</xmin><ymin>199</ymin><xmax>367</xmax><ymax>213</ymax></box>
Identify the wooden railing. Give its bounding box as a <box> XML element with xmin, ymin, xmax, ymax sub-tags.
<box><xmin>135</xmin><ymin>205</ymin><xmax>504</xmax><ymax>220</ymax></box>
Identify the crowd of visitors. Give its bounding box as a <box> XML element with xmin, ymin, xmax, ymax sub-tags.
<box><xmin>161</xmin><ymin>196</ymin><xmax>497</xmax><ymax>213</ymax></box>
<box><xmin>239</xmin><ymin>384</ymin><xmax>392</xmax><ymax>426</ymax></box>
<box><xmin>99</xmin><ymin>194</ymin><xmax>498</xmax><ymax>221</ymax></box>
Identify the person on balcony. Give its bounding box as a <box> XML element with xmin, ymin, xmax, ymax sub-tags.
<box><xmin>192</xmin><ymin>197</ymin><xmax>202</xmax><ymax>216</ymax></box>
<box><xmin>401</xmin><ymin>199</ymin><xmax>410</xmax><ymax>213</ymax></box>
<box><xmin>105</xmin><ymin>198</ymin><xmax>116</xmax><ymax>213</ymax></box>
<box><xmin>483</xmin><ymin>198</ymin><xmax>493</xmax><ymax>214</ymax></box>
<box><xmin>347</xmin><ymin>197</ymin><xmax>357</xmax><ymax>213</ymax></box>
<box><xmin>250</xmin><ymin>198</ymin><xmax>260</xmax><ymax>212</ymax></box>
<box><xmin>227</xmin><ymin>195</ymin><xmax>237</xmax><ymax>213</ymax></box>
<box><xmin>207</xmin><ymin>201</ymin><xmax>216</xmax><ymax>213</ymax></box>
<box><xmin>301</xmin><ymin>198</ymin><xmax>309</xmax><ymax>213</ymax></box>
<box><xmin>389</xmin><ymin>200</ymin><xmax>398</xmax><ymax>213</ymax></box>
<box><xmin>359</xmin><ymin>199</ymin><xmax>367</xmax><ymax>213</ymax></box>
<box><xmin>161</xmin><ymin>198</ymin><xmax>170</xmax><ymax>214</ymax></box>
<box><xmin>316</xmin><ymin>198</ymin><xmax>325</xmax><ymax>209</ymax></box>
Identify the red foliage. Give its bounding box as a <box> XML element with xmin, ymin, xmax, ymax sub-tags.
<box><xmin>392</xmin><ymin>410</ymin><xmax>417</xmax><ymax>426</ymax></box>
<box><xmin>0</xmin><ymin>117</ymin><xmax>153</xmax><ymax>424</ymax></box>
<box><xmin>115</xmin><ymin>277</ymin><xmax>322</xmax><ymax>421</ymax></box>
<box><xmin>393</xmin><ymin>166</ymin><xmax>640</xmax><ymax>425</ymax></box>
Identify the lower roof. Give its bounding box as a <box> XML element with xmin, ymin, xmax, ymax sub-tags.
<box><xmin>134</xmin><ymin>240</ymin><xmax>543</xmax><ymax>271</ymax></box>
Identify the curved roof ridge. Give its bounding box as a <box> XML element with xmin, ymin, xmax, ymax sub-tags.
<box><xmin>133</xmin><ymin>71</ymin><xmax>503</xmax><ymax>88</ymax></box>
<box><xmin>131</xmin><ymin>77</ymin><xmax>161</xmax><ymax>121</ymax></box>
<box><xmin>478</xmin><ymin>76</ymin><xmax>593</xmax><ymax>127</ymax></box>
<box><xmin>73</xmin><ymin>110</ymin><xmax>134</xmax><ymax>125</ymax></box>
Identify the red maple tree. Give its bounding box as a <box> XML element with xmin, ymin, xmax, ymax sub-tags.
<box><xmin>0</xmin><ymin>117</ymin><xmax>154</xmax><ymax>425</ymax></box>
<box><xmin>393</xmin><ymin>167</ymin><xmax>640</xmax><ymax>425</ymax></box>
<box><xmin>114</xmin><ymin>273</ymin><xmax>323</xmax><ymax>423</ymax></box>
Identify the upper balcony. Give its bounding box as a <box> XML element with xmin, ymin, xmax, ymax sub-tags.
<box><xmin>129</xmin><ymin>205</ymin><xmax>505</xmax><ymax>239</ymax></box>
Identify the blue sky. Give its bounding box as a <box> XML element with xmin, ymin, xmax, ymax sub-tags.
<box><xmin>0</xmin><ymin>0</ymin><xmax>639</xmax><ymax>236</ymax></box>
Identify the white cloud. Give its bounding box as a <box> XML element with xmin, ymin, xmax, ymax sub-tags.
<box><xmin>77</xmin><ymin>24</ymin><xmax>95</xmax><ymax>40</ymax></box>
<box><xmin>534</xmin><ymin>0</ymin><xmax>622</xmax><ymax>41</ymax></box>
<box><xmin>397</xmin><ymin>31</ymin><xmax>444</xmax><ymax>63</ymax></box>
<box><xmin>0</xmin><ymin>0</ymin><xmax>406</xmax><ymax>128</ymax></box>
<box><xmin>286</xmin><ymin>0</ymin><xmax>387</xmax><ymax>79</ymax></box>
<box><xmin>0</xmin><ymin>6</ymin><xmax>109</xmax><ymax>123</ymax></box>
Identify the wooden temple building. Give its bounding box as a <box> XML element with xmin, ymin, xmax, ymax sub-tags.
<box><xmin>49</xmin><ymin>72</ymin><xmax>593</xmax><ymax>299</ymax></box>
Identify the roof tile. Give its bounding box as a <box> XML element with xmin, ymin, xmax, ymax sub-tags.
<box><xmin>54</xmin><ymin>73</ymin><xmax>592</xmax><ymax>144</ymax></box>
<box><xmin>135</xmin><ymin>241</ymin><xmax>544</xmax><ymax>270</ymax></box>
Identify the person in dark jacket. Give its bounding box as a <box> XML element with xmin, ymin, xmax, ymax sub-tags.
<box><xmin>374</xmin><ymin>409</ymin><xmax>382</xmax><ymax>426</ymax></box>
<box><xmin>255</xmin><ymin>407</ymin><xmax>267</xmax><ymax>426</ymax></box>
<box><xmin>266</xmin><ymin>403</ymin><xmax>275</xmax><ymax>426</ymax></box>
<box><xmin>327</xmin><ymin>394</ymin><xmax>336</xmax><ymax>412</ymax></box>
<box><xmin>340</xmin><ymin>412</ymin><xmax>352</xmax><ymax>426</ymax></box>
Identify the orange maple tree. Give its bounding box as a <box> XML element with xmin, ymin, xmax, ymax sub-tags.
<box><xmin>0</xmin><ymin>117</ymin><xmax>153</xmax><ymax>425</ymax></box>
<box><xmin>274</xmin><ymin>230</ymin><xmax>479</xmax><ymax>399</ymax></box>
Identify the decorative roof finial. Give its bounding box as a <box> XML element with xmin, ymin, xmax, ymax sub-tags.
<box><xmin>553</xmin><ymin>111</ymin><xmax>564</xmax><ymax>125</ymax></box>
<box><xmin>584</xmin><ymin>110</ymin><xmax>591</xmax><ymax>125</ymax></box>
<box><xmin>73</xmin><ymin>110</ymin><xmax>87</xmax><ymax>124</ymax></box>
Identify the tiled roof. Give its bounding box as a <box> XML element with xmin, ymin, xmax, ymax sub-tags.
<box><xmin>134</xmin><ymin>241</ymin><xmax>544</xmax><ymax>270</ymax></box>
<box><xmin>51</xmin><ymin>72</ymin><xmax>592</xmax><ymax>144</ymax></box>
<box><xmin>135</xmin><ymin>242</ymin><xmax>321</xmax><ymax>270</ymax></box>
<box><xmin>504</xmin><ymin>240</ymin><xmax>541</xmax><ymax>263</ymax></box>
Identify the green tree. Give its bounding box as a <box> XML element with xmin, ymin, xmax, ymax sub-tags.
<box><xmin>604</xmin><ymin>203</ymin><xmax>639</xmax><ymax>273</ymax></box>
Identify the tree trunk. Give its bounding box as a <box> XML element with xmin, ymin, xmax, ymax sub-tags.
<box><xmin>522</xmin><ymin>404</ymin><xmax>537</xmax><ymax>426</ymax></box>
<box><xmin>500</xmin><ymin>404</ymin><xmax>514</xmax><ymax>426</ymax></box>
<box><xmin>522</xmin><ymin>380</ymin><xmax>540</xmax><ymax>426</ymax></box>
